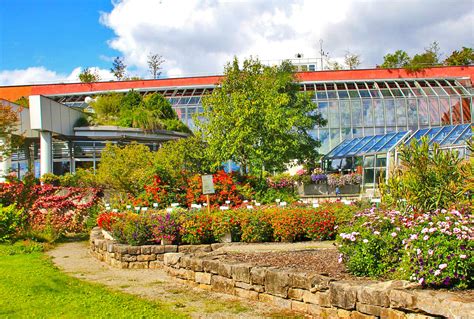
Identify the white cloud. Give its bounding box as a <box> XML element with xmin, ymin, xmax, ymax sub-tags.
<box><xmin>0</xmin><ymin>66</ymin><xmax>114</xmax><ymax>86</ymax></box>
<box><xmin>99</xmin><ymin>0</ymin><xmax>473</xmax><ymax>77</ymax></box>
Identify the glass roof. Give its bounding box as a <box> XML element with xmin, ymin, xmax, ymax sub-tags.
<box><xmin>325</xmin><ymin>124</ymin><xmax>472</xmax><ymax>159</ymax></box>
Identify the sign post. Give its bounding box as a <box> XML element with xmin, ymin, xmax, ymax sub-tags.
<box><xmin>201</xmin><ymin>174</ymin><xmax>215</xmax><ymax>214</ymax></box>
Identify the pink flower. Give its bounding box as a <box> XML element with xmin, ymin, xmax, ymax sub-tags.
<box><xmin>460</xmin><ymin>254</ymin><xmax>467</xmax><ymax>259</ymax></box>
<box><xmin>439</xmin><ymin>264</ymin><xmax>447</xmax><ymax>270</ymax></box>
<box><xmin>418</xmin><ymin>278</ymin><xmax>424</xmax><ymax>285</ymax></box>
<box><xmin>428</xmin><ymin>249</ymin><xmax>434</xmax><ymax>256</ymax></box>
<box><xmin>410</xmin><ymin>234</ymin><xmax>418</xmax><ymax>240</ymax></box>
<box><xmin>391</xmin><ymin>232</ymin><xmax>397</xmax><ymax>237</ymax></box>
<box><xmin>423</xmin><ymin>235</ymin><xmax>429</xmax><ymax>241</ymax></box>
<box><xmin>434</xmin><ymin>270</ymin><xmax>441</xmax><ymax>276</ymax></box>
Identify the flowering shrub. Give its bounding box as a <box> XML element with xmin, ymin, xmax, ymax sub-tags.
<box><xmin>327</xmin><ymin>173</ymin><xmax>362</xmax><ymax>187</ymax></box>
<box><xmin>97</xmin><ymin>212</ymin><xmax>123</xmax><ymax>232</ymax></box>
<box><xmin>179</xmin><ymin>210</ymin><xmax>215</xmax><ymax>244</ymax></box>
<box><xmin>211</xmin><ymin>209</ymin><xmax>241</xmax><ymax>241</ymax></box>
<box><xmin>304</xmin><ymin>210</ymin><xmax>336</xmax><ymax>240</ymax></box>
<box><xmin>240</xmin><ymin>210</ymin><xmax>273</xmax><ymax>243</ymax></box>
<box><xmin>266</xmin><ymin>173</ymin><xmax>294</xmax><ymax>190</ymax></box>
<box><xmin>111</xmin><ymin>213</ymin><xmax>155</xmax><ymax>246</ymax></box>
<box><xmin>151</xmin><ymin>212</ymin><xmax>180</xmax><ymax>243</ymax></box>
<box><xmin>337</xmin><ymin>208</ymin><xmax>473</xmax><ymax>289</ymax></box>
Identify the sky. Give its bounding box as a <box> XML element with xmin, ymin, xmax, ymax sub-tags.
<box><xmin>0</xmin><ymin>0</ymin><xmax>473</xmax><ymax>85</ymax></box>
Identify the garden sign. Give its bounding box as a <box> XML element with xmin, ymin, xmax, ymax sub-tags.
<box><xmin>201</xmin><ymin>174</ymin><xmax>215</xmax><ymax>213</ymax></box>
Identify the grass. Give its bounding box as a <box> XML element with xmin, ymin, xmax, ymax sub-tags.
<box><xmin>0</xmin><ymin>242</ymin><xmax>188</xmax><ymax>319</ymax></box>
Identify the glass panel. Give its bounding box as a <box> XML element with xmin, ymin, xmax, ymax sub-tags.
<box><xmin>359</xmin><ymin>89</ymin><xmax>371</xmax><ymax>98</ymax></box>
<box><xmin>439</xmin><ymin>98</ymin><xmax>451</xmax><ymax>125</ymax></box>
<box><xmin>422</xmin><ymin>127</ymin><xmax>443</xmax><ymax>143</ymax></box>
<box><xmin>379</xmin><ymin>131</ymin><xmax>408</xmax><ymax>152</ymax></box>
<box><xmin>441</xmin><ymin>124</ymin><xmax>469</xmax><ymax>145</ymax></box>
<box><xmin>375</xmin><ymin>155</ymin><xmax>386</xmax><ymax>167</ymax></box>
<box><xmin>340</xmin><ymin>100</ymin><xmax>351</xmax><ymax>126</ymax></box>
<box><xmin>326</xmin><ymin>138</ymin><xmax>352</xmax><ymax>158</ymax></box>
<box><xmin>375</xmin><ymin>168</ymin><xmax>386</xmax><ymax>184</ymax></box>
<box><xmin>340</xmin><ymin>157</ymin><xmax>353</xmax><ymax>170</ymax></box>
<box><xmin>367</xmin><ymin>133</ymin><xmax>396</xmax><ymax>153</ymax></box>
<box><xmin>363</xmin><ymin>99</ymin><xmax>373</xmax><ymax>126</ymax></box>
<box><xmin>451</xmin><ymin>96</ymin><xmax>463</xmax><ymax>124</ymax></box>
<box><xmin>316</xmin><ymin>91</ymin><xmax>327</xmax><ymax>99</ymax></box>
<box><xmin>462</xmin><ymin>98</ymin><xmax>471</xmax><ymax>123</ymax></box>
<box><xmin>429</xmin><ymin>125</ymin><xmax>455</xmax><ymax>145</ymax></box>
<box><xmin>385</xmin><ymin>99</ymin><xmax>395</xmax><ymax>126</ymax></box>
<box><xmin>374</xmin><ymin>99</ymin><xmax>384</xmax><ymax>126</ymax></box>
<box><xmin>453</xmin><ymin>125</ymin><xmax>472</xmax><ymax>144</ymax></box>
<box><xmin>319</xmin><ymin>129</ymin><xmax>330</xmax><ymax>154</ymax></box>
<box><xmin>395</xmin><ymin>99</ymin><xmax>407</xmax><ymax>127</ymax></box>
<box><xmin>364</xmin><ymin>169</ymin><xmax>375</xmax><ymax>184</ymax></box>
<box><xmin>328</xmin><ymin>101</ymin><xmax>339</xmax><ymax>128</ymax></box>
<box><xmin>346</xmin><ymin>136</ymin><xmax>374</xmax><ymax>156</ymax></box>
<box><xmin>348</xmin><ymin>90</ymin><xmax>359</xmax><ymax>98</ymax></box>
<box><xmin>337</xmin><ymin>90</ymin><xmax>349</xmax><ymax>99</ymax></box>
<box><xmin>330</xmin><ymin>129</ymin><xmax>341</xmax><ymax>150</ymax></box>
<box><xmin>327</xmin><ymin>90</ymin><xmax>337</xmax><ymax>99</ymax></box>
<box><xmin>364</xmin><ymin>155</ymin><xmax>374</xmax><ymax>167</ymax></box>
<box><xmin>351</xmin><ymin>100</ymin><xmax>363</xmax><ymax>126</ymax></box>
<box><xmin>356</xmin><ymin>135</ymin><xmax>384</xmax><ymax>155</ymax></box>
<box><xmin>429</xmin><ymin>97</ymin><xmax>440</xmax><ymax>126</ymax></box>
<box><xmin>418</xmin><ymin>98</ymin><xmax>429</xmax><ymax>125</ymax></box>
<box><xmin>334</xmin><ymin>137</ymin><xmax>364</xmax><ymax>157</ymax></box>
<box><xmin>318</xmin><ymin>101</ymin><xmax>328</xmax><ymax>121</ymax></box>
<box><xmin>407</xmin><ymin>99</ymin><xmax>418</xmax><ymax>126</ymax></box>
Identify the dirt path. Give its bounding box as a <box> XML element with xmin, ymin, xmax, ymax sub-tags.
<box><xmin>47</xmin><ymin>242</ymin><xmax>304</xmax><ymax>319</ymax></box>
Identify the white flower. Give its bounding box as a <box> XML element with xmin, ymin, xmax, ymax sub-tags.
<box><xmin>423</xmin><ymin>235</ymin><xmax>429</xmax><ymax>241</ymax></box>
<box><xmin>434</xmin><ymin>270</ymin><xmax>441</xmax><ymax>276</ymax></box>
<box><xmin>373</xmin><ymin>231</ymin><xmax>380</xmax><ymax>235</ymax></box>
<box><xmin>460</xmin><ymin>254</ymin><xmax>467</xmax><ymax>259</ymax></box>
<box><xmin>410</xmin><ymin>234</ymin><xmax>418</xmax><ymax>240</ymax></box>
<box><xmin>428</xmin><ymin>249</ymin><xmax>434</xmax><ymax>256</ymax></box>
<box><xmin>391</xmin><ymin>232</ymin><xmax>397</xmax><ymax>237</ymax></box>
<box><xmin>416</xmin><ymin>249</ymin><xmax>421</xmax><ymax>255</ymax></box>
<box><xmin>439</xmin><ymin>263</ymin><xmax>447</xmax><ymax>270</ymax></box>
<box><xmin>363</xmin><ymin>239</ymin><xmax>368</xmax><ymax>243</ymax></box>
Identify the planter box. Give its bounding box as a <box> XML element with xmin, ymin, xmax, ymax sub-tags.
<box><xmin>329</xmin><ymin>184</ymin><xmax>361</xmax><ymax>195</ymax></box>
<box><xmin>297</xmin><ymin>183</ymin><xmax>329</xmax><ymax>195</ymax></box>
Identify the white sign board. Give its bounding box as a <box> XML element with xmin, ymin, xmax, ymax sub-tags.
<box><xmin>201</xmin><ymin>175</ymin><xmax>215</xmax><ymax>194</ymax></box>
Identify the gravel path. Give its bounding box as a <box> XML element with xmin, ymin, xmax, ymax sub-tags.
<box><xmin>47</xmin><ymin>242</ymin><xmax>304</xmax><ymax>319</ymax></box>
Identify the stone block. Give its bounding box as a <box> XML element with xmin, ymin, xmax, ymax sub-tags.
<box><xmin>380</xmin><ymin>308</ymin><xmax>407</xmax><ymax>319</ymax></box>
<box><xmin>318</xmin><ymin>291</ymin><xmax>331</xmax><ymax>307</ymax></box>
<box><xmin>137</xmin><ymin>254</ymin><xmax>156</xmax><ymax>262</ymax></box>
<box><xmin>150</xmin><ymin>245</ymin><xmax>165</xmax><ymax>254</ymax></box>
<box><xmin>217</xmin><ymin>261</ymin><xmax>233</xmax><ymax>278</ymax></box>
<box><xmin>288</xmin><ymin>288</ymin><xmax>305</xmax><ymax>301</ymax></box>
<box><xmin>337</xmin><ymin>308</ymin><xmax>352</xmax><ymax>318</ymax></box>
<box><xmin>178</xmin><ymin>244</ymin><xmax>212</xmax><ymax>253</ymax></box>
<box><xmin>411</xmin><ymin>289</ymin><xmax>474</xmax><ymax>319</ymax></box>
<box><xmin>106</xmin><ymin>243</ymin><xmax>114</xmax><ymax>253</ymax></box>
<box><xmin>232</xmin><ymin>264</ymin><xmax>251</xmax><ymax>283</ymax></box>
<box><xmin>129</xmin><ymin>262</ymin><xmax>148</xmax><ymax>269</ymax></box>
<box><xmin>140</xmin><ymin>245</ymin><xmax>152</xmax><ymax>254</ymax></box>
<box><xmin>234</xmin><ymin>288</ymin><xmax>259</xmax><ymax>301</ymax></box>
<box><xmin>303</xmin><ymin>290</ymin><xmax>320</xmax><ymax>305</ymax></box>
<box><xmin>203</xmin><ymin>259</ymin><xmax>220</xmax><ymax>274</ymax></box>
<box><xmin>190</xmin><ymin>258</ymin><xmax>204</xmax><ymax>272</ymax></box>
<box><xmin>180</xmin><ymin>256</ymin><xmax>193</xmax><ymax>269</ymax></box>
<box><xmin>210</xmin><ymin>275</ymin><xmax>234</xmax><ymax>294</ymax></box>
<box><xmin>291</xmin><ymin>300</ymin><xmax>308</xmax><ymax>313</ymax></box>
<box><xmin>128</xmin><ymin>246</ymin><xmax>141</xmax><ymax>255</ymax></box>
<box><xmin>307</xmin><ymin>304</ymin><xmax>324</xmax><ymax>317</ymax></box>
<box><xmin>272</xmin><ymin>296</ymin><xmax>292</xmax><ymax>309</ymax></box>
<box><xmin>250</xmin><ymin>267</ymin><xmax>267</xmax><ymax>285</ymax></box>
<box><xmin>164</xmin><ymin>245</ymin><xmax>178</xmax><ymax>253</ymax></box>
<box><xmin>356</xmin><ymin>303</ymin><xmax>384</xmax><ymax>317</ymax></box>
<box><xmin>329</xmin><ymin>281</ymin><xmax>358</xmax><ymax>310</ymax></box>
<box><xmin>195</xmin><ymin>272</ymin><xmax>212</xmax><ymax>285</ymax></box>
<box><xmin>389</xmin><ymin>289</ymin><xmax>416</xmax><ymax>310</ymax></box>
<box><xmin>121</xmin><ymin>254</ymin><xmax>137</xmax><ymax>262</ymax></box>
<box><xmin>163</xmin><ymin>253</ymin><xmax>184</xmax><ymax>266</ymax></box>
<box><xmin>148</xmin><ymin>261</ymin><xmax>163</xmax><ymax>269</ymax></box>
<box><xmin>210</xmin><ymin>243</ymin><xmax>226</xmax><ymax>250</ymax></box>
<box><xmin>406</xmin><ymin>314</ymin><xmax>439</xmax><ymax>319</ymax></box>
<box><xmin>350</xmin><ymin>311</ymin><xmax>377</xmax><ymax>319</ymax></box>
<box><xmin>264</xmin><ymin>269</ymin><xmax>290</xmax><ymax>298</ymax></box>
<box><xmin>113</xmin><ymin>244</ymin><xmax>129</xmax><ymax>254</ymax></box>
<box><xmin>358</xmin><ymin>281</ymin><xmax>408</xmax><ymax>308</ymax></box>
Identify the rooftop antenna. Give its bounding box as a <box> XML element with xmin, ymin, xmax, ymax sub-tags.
<box><xmin>319</xmin><ymin>39</ymin><xmax>329</xmax><ymax>70</ymax></box>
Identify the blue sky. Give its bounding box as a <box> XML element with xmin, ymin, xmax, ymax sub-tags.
<box><xmin>0</xmin><ymin>0</ymin><xmax>472</xmax><ymax>85</ymax></box>
<box><xmin>0</xmin><ymin>0</ymin><xmax>115</xmax><ymax>73</ymax></box>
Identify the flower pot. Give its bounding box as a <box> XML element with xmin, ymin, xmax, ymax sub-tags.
<box><xmin>297</xmin><ymin>183</ymin><xmax>329</xmax><ymax>195</ymax></box>
<box><xmin>101</xmin><ymin>229</ymin><xmax>114</xmax><ymax>240</ymax></box>
<box><xmin>219</xmin><ymin>232</ymin><xmax>232</xmax><ymax>243</ymax></box>
<box><xmin>161</xmin><ymin>238</ymin><xmax>172</xmax><ymax>245</ymax></box>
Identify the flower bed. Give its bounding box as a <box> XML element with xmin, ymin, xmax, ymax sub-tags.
<box><xmin>95</xmin><ymin>203</ymin><xmax>359</xmax><ymax>246</ymax></box>
<box><xmin>337</xmin><ymin>207</ymin><xmax>473</xmax><ymax>289</ymax></box>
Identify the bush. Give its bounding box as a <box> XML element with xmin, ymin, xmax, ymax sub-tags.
<box><xmin>178</xmin><ymin>210</ymin><xmax>214</xmax><ymax>244</ymax></box>
<box><xmin>0</xmin><ymin>204</ymin><xmax>24</xmax><ymax>242</ymax></box>
<box><xmin>111</xmin><ymin>213</ymin><xmax>155</xmax><ymax>246</ymax></box>
<box><xmin>240</xmin><ymin>210</ymin><xmax>273</xmax><ymax>243</ymax></box>
<box><xmin>40</xmin><ymin>173</ymin><xmax>60</xmax><ymax>186</ymax></box>
<box><xmin>337</xmin><ymin>208</ymin><xmax>473</xmax><ymax>289</ymax></box>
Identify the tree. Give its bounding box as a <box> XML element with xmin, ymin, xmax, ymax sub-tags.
<box><xmin>344</xmin><ymin>51</ymin><xmax>361</xmax><ymax>69</ymax></box>
<box><xmin>78</xmin><ymin>67</ymin><xmax>101</xmax><ymax>83</ymax></box>
<box><xmin>147</xmin><ymin>53</ymin><xmax>165</xmax><ymax>79</ymax></box>
<box><xmin>110</xmin><ymin>57</ymin><xmax>127</xmax><ymax>80</ymax></box>
<box><xmin>444</xmin><ymin>47</ymin><xmax>474</xmax><ymax>66</ymax></box>
<box><xmin>0</xmin><ymin>102</ymin><xmax>22</xmax><ymax>160</ymax></box>
<box><xmin>405</xmin><ymin>42</ymin><xmax>441</xmax><ymax>72</ymax></box>
<box><xmin>197</xmin><ymin>57</ymin><xmax>326</xmax><ymax>176</ymax></box>
<box><xmin>380</xmin><ymin>50</ymin><xmax>411</xmax><ymax>68</ymax></box>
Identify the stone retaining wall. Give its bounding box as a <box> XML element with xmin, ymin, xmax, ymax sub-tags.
<box><xmin>89</xmin><ymin>228</ymin><xmax>473</xmax><ymax>318</ymax></box>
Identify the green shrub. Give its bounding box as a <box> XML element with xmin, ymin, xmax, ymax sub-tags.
<box><xmin>40</xmin><ymin>173</ymin><xmax>60</xmax><ymax>186</ymax></box>
<box><xmin>240</xmin><ymin>210</ymin><xmax>273</xmax><ymax>243</ymax></box>
<box><xmin>0</xmin><ymin>204</ymin><xmax>24</xmax><ymax>242</ymax></box>
<box><xmin>111</xmin><ymin>213</ymin><xmax>155</xmax><ymax>246</ymax></box>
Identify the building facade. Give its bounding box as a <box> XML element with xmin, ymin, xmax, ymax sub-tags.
<box><xmin>0</xmin><ymin>66</ymin><xmax>472</xmax><ymax>180</ymax></box>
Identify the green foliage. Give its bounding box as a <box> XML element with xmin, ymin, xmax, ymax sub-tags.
<box><xmin>111</xmin><ymin>213</ymin><xmax>155</xmax><ymax>246</ymax></box>
<box><xmin>198</xmin><ymin>57</ymin><xmax>326</xmax><ymax>175</ymax></box>
<box><xmin>444</xmin><ymin>47</ymin><xmax>474</xmax><ymax>66</ymax></box>
<box><xmin>254</xmin><ymin>188</ymin><xmax>298</xmax><ymax>205</ymax></box>
<box><xmin>89</xmin><ymin>90</ymin><xmax>191</xmax><ymax>133</ymax></box>
<box><xmin>73</xmin><ymin>116</ymin><xmax>89</xmax><ymax>127</ymax></box>
<box><xmin>14</xmin><ymin>96</ymin><xmax>29</xmax><ymax>107</ymax></box>
<box><xmin>156</xmin><ymin>136</ymin><xmax>212</xmax><ymax>180</ymax></box>
<box><xmin>78</xmin><ymin>67</ymin><xmax>100</xmax><ymax>83</ymax></box>
<box><xmin>240</xmin><ymin>210</ymin><xmax>273</xmax><ymax>243</ymax></box>
<box><xmin>380</xmin><ymin>50</ymin><xmax>411</xmax><ymax>68</ymax></box>
<box><xmin>96</xmin><ymin>143</ymin><xmax>160</xmax><ymax>197</ymax></box>
<box><xmin>0</xmin><ymin>204</ymin><xmax>24</xmax><ymax>242</ymax></box>
<box><xmin>110</xmin><ymin>56</ymin><xmax>127</xmax><ymax>80</ymax></box>
<box><xmin>40</xmin><ymin>173</ymin><xmax>60</xmax><ymax>186</ymax></box>
<box><xmin>381</xmin><ymin>137</ymin><xmax>471</xmax><ymax>212</ymax></box>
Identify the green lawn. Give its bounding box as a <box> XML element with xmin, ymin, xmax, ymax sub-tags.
<box><xmin>0</xmin><ymin>243</ymin><xmax>187</xmax><ymax>319</ymax></box>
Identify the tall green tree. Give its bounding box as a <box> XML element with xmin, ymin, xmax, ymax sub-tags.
<box><xmin>444</xmin><ymin>47</ymin><xmax>474</xmax><ymax>66</ymax></box>
<box><xmin>380</xmin><ymin>50</ymin><xmax>411</xmax><ymax>68</ymax></box>
<box><xmin>78</xmin><ymin>67</ymin><xmax>101</xmax><ymax>83</ymax></box>
<box><xmin>197</xmin><ymin>57</ymin><xmax>326</xmax><ymax>176</ymax></box>
<box><xmin>110</xmin><ymin>57</ymin><xmax>127</xmax><ymax>80</ymax></box>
